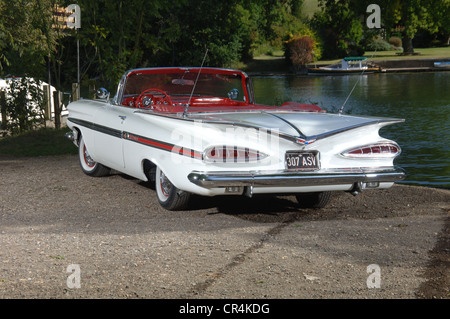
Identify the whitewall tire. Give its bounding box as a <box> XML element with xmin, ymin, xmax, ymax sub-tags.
<box><xmin>155</xmin><ymin>166</ymin><xmax>190</xmax><ymax>210</ymax></box>
<box><xmin>78</xmin><ymin>136</ymin><xmax>110</xmax><ymax>177</ymax></box>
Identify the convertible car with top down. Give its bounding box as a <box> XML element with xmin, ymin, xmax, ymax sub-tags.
<box><xmin>66</xmin><ymin>67</ymin><xmax>406</xmax><ymax>210</ymax></box>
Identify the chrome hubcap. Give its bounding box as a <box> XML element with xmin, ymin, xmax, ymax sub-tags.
<box><xmin>159</xmin><ymin>171</ymin><xmax>172</xmax><ymax>197</ymax></box>
<box><xmin>83</xmin><ymin>145</ymin><xmax>95</xmax><ymax>167</ymax></box>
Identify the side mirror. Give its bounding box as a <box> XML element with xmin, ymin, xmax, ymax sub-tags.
<box><xmin>96</xmin><ymin>88</ymin><xmax>110</xmax><ymax>100</ymax></box>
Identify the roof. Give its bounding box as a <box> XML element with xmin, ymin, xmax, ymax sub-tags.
<box><xmin>344</xmin><ymin>57</ymin><xmax>368</xmax><ymax>61</ymax></box>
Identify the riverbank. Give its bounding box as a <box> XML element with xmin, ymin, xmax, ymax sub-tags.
<box><xmin>375</xmin><ymin>58</ymin><xmax>450</xmax><ymax>73</ymax></box>
<box><xmin>244</xmin><ymin>47</ymin><xmax>450</xmax><ymax>75</ymax></box>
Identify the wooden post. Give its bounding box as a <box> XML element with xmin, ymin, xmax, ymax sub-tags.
<box><xmin>43</xmin><ymin>84</ymin><xmax>52</xmax><ymax>120</ymax></box>
<box><xmin>89</xmin><ymin>83</ymin><xmax>96</xmax><ymax>99</ymax></box>
<box><xmin>0</xmin><ymin>90</ymin><xmax>7</xmax><ymax>130</ymax></box>
<box><xmin>53</xmin><ymin>90</ymin><xmax>61</xmax><ymax>129</ymax></box>
<box><xmin>72</xmin><ymin>83</ymin><xmax>80</xmax><ymax>102</ymax></box>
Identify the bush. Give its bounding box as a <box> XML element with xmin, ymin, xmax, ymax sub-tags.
<box><xmin>389</xmin><ymin>36</ymin><xmax>402</xmax><ymax>48</ymax></box>
<box><xmin>0</xmin><ymin>77</ymin><xmax>46</xmax><ymax>135</ymax></box>
<box><xmin>366</xmin><ymin>38</ymin><xmax>392</xmax><ymax>51</ymax></box>
<box><xmin>288</xmin><ymin>36</ymin><xmax>315</xmax><ymax>66</ymax></box>
<box><xmin>284</xmin><ymin>30</ymin><xmax>321</xmax><ymax>70</ymax></box>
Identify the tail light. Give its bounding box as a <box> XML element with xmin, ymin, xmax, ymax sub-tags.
<box><xmin>203</xmin><ymin>146</ymin><xmax>268</xmax><ymax>163</ymax></box>
<box><xmin>341</xmin><ymin>143</ymin><xmax>401</xmax><ymax>158</ymax></box>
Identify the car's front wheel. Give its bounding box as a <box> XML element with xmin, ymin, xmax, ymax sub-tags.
<box><xmin>296</xmin><ymin>191</ymin><xmax>332</xmax><ymax>209</ymax></box>
<box><xmin>78</xmin><ymin>136</ymin><xmax>110</xmax><ymax>177</ymax></box>
<box><xmin>155</xmin><ymin>166</ymin><xmax>190</xmax><ymax>211</ymax></box>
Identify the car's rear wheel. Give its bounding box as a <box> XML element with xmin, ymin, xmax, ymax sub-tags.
<box><xmin>155</xmin><ymin>166</ymin><xmax>190</xmax><ymax>210</ymax></box>
<box><xmin>78</xmin><ymin>136</ymin><xmax>110</xmax><ymax>177</ymax></box>
<box><xmin>296</xmin><ymin>191</ymin><xmax>332</xmax><ymax>209</ymax></box>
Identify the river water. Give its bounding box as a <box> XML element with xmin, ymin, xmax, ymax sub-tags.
<box><xmin>252</xmin><ymin>72</ymin><xmax>450</xmax><ymax>188</ymax></box>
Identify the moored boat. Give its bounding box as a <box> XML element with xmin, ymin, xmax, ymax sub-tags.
<box><xmin>308</xmin><ymin>57</ymin><xmax>380</xmax><ymax>75</ymax></box>
<box><xmin>434</xmin><ymin>61</ymin><xmax>450</xmax><ymax>68</ymax></box>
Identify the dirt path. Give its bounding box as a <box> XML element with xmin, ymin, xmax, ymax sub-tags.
<box><xmin>0</xmin><ymin>155</ymin><xmax>448</xmax><ymax>299</ymax></box>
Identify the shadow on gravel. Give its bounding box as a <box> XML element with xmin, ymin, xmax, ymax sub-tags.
<box><xmin>417</xmin><ymin>215</ymin><xmax>450</xmax><ymax>299</ymax></box>
<box><xmin>193</xmin><ymin>194</ymin><xmax>305</xmax><ymax>223</ymax></box>
<box><xmin>128</xmin><ymin>173</ymin><xmax>450</xmax><ymax>225</ymax></box>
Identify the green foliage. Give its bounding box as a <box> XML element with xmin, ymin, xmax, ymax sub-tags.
<box><xmin>311</xmin><ymin>0</ymin><xmax>364</xmax><ymax>59</ymax></box>
<box><xmin>389</xmin><ymin>36</ymin><xmax>403</xmax><ymax>48</ymax></box>
<box><xmin>0</xmin><ymin>78</ymin><xmax>46</xmax><ymax>135</ymax></box>
<box><xmin>0</xmin><ymin>0</ymin><xmax>60</xmax><ymax>75</ymax></box>
<box><xmin>367</xmin><ymin>38</ymin><xmax>392</xmax><ymax>51</ymax></box>
<box><xmin>310</xmin><ymin>0</ymin><xmax>449</xmax><ymax>58</ymax></box>
<box><xmin>1</xmin><ymin>0</ymin><xmax>449</xmax><ymax>93</ymax></box>
<box><xmin>366</xmin><ymin>0</ymin><xmax>447</xmax><ymax>52</ymax></box>
<box><xmin>63</xmin><ymin>0</ymin><xmax>309</xmax><ymax>86</ymax></box>
<box><xmin>0</xmin><ymin>128</ymin><xmax>77</xmax><ymax>156</ymax></box>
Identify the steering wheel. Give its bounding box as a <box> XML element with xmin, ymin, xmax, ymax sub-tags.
<box><xmin>137</xmin><ymin>88</ymin><xmax>173</xmax><ymax>109</ymax></box>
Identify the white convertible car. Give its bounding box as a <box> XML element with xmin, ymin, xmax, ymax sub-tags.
<box><xmin>66</xmin><ymin>67</ymin><xmax>406</xmax><ymax>210</ymax></box>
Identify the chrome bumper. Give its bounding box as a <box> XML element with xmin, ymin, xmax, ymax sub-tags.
<box><xmin>188</xmin><ymin>167</ymin><xmax>406</xmax><ymax>188</ymax></box>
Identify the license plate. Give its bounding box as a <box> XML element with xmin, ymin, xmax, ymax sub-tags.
<box><xmin>285</xmin><ymin>151</ymin><xmax>319</xmax><ymax>170</ymax></box>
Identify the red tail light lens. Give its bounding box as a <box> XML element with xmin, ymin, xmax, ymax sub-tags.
<box><xmin>204</xmin><ymin>146</ymin><xmax>268</xmax><ymax>163</ymax></box>
<box><xmin>342</xmin><ymin>143</ymin><xmax>401</xmax><ymax>158</ymax></box>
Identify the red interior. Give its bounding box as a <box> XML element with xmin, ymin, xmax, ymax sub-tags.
<box><xmin>120</xmin><ymin>67</ymin><xmax>325</xmax><ymax>114</ymax></box>
<box><xmin>122</xmin><ymin>96</ymin><xmax>324</xmax><ymax>114</ymax></box>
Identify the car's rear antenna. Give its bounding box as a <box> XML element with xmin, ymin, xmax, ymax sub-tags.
<box><xmin>184</xmin><ymin>48</ymin><xmax>209</xmax><ymax>118</ymax></box>
<box><xmin>337</xmin><ymin>49</ymin><xmax>377</xmax><ymax>115</ymax></box>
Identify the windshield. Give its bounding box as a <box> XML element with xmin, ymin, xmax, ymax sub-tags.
<box><xmin>123</xmin><ymin>70</ymin><xmax>246</xmax><ymax>102</ymax></box>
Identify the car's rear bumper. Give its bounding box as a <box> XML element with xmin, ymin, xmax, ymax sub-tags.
<box><xmin>188</xmin><ymin>167</ymin><xmax>406</xmax><ymax>188</ymax></box>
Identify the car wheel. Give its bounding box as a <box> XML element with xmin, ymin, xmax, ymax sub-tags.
<box><xmin>155</xmin><ymin>166</ymin><xmax>190</xmax><ymax>210</ymax></box>
<box><xmin>78</xmin><ymin>136</ymin><xmax>110</xmax><ymax>177</ymax></box>
<box><xmin>296</xmin><ymin>191</ymin><xmax>332</xmax><ymax>209</ymax></box>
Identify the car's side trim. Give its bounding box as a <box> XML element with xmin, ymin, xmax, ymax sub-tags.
<box><xmin>67</xmin><ymin>117</ymin><xmax>202</xmax><ymax>159</ymax></box>
<box><xmin>124</xmin><ymin>132</ymin><xmax>202</xmax><ymax>159</ymax></box>
<box><xmin>69</xmin><ymin>118</ymin><xmax>123</xmax><ymax>139</ymax></box>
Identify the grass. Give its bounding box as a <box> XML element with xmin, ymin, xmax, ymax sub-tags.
<box><xmin>317</xmin><ymin>46</ymin><xmax>450</xmax><ymax>65</ymax></box>
<box><xmin>0</xmin><ymin>128</ymin><xmax>77</xmax><ymax>157</ymax></box>
<box><xmin>364</xmin><ymin>46</ymin><xmax>450</xmax><ymax>60</ymax></box>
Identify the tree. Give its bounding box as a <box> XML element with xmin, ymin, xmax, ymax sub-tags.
<box><xmin>3</xmin><ymin>0</ymin><xmax>309</xmax><ymax>92</ymax></box>
<box><xmin>2</xmin><ymin>78</ymin><xmax>46</xmax><ymax>134</ymax></box>
<box><xmin>284</xmin><ymin>30</ymin><xmax>322</xmax><ymax>71</ymax></box>
<box><xmin>311</xmin><ymin>0</ymin><xmax>364</xmax><ymax>59</ymax></box>
<box><xmin>425</xmin><ymin>0</ymin><xmax>450</xmax><ymax>45</ymax></box>
<box><xmin>69</xmin><ymin>0</ymin><xmax>175</xmax><ymax>84</ymax></box>
<box><xmin>0</xmin><ymin>0</ymin><xmax>59</xmax><ymax>76</ymax></box>
<box><xmin>394</xmin><ymin>0</ymin><xmax>437</xmax><ymax>53</ymax></box>
<box><xmin>357</xmin><ymin>0</ymin><xmax>445</xmax><ymax>53</ymax></box>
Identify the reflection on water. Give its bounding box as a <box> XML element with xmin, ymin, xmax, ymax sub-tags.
<box><xmin>252</xmin><ymin>72</ymin><xmax>450</xmax><ymax>188</ymax></box>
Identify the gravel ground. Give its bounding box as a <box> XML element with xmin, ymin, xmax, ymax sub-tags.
<box><xmin>0</xmin><ymin>155</ymin><xmax>448</xmax><ymax>299</ymax></box>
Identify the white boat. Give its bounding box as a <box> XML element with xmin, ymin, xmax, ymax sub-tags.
<box><xmin>434</xmin><ymin>61</ymin><xmax>450</xmax><ymax>68</ymax></box>
<box><xmin>308</xmin><ymin>57</ymin><xmax>380</xmax><ymax>75</ymax></box>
